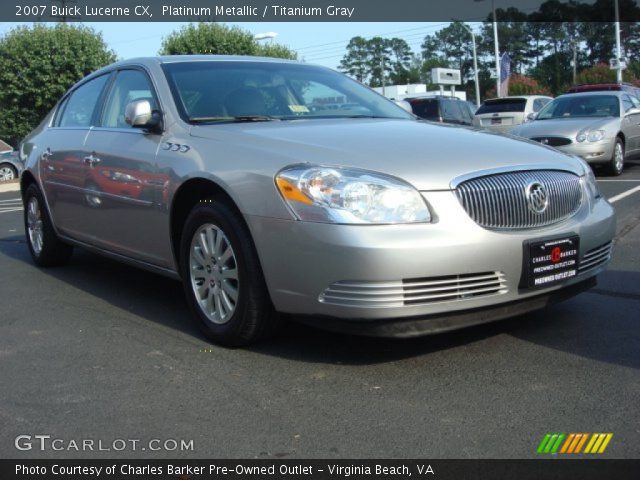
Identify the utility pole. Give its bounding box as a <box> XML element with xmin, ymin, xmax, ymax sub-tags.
<box><xmin>381</xmin><ymin>56</ymin><xmax>386</xmax><ymax>97</ymax></box>
<box><xmin>572</xmin><ymin>39</ymin><xmax>577</xmax><ymax>85</ymax></box>
<box><xmin>492</xmin><ymin>0</ymin><xmax>500</xmax><ymax>97</ymax></box>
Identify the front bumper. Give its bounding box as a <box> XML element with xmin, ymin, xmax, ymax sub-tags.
<box><xmin>554</xmin><ymin>139</ymin><xmax>615</xmax><ymax>164</ymax></box>
<box><xmin>246</xmin><ymin>190</ymin><xmax>615</xmax><ymax>331</ymax></box>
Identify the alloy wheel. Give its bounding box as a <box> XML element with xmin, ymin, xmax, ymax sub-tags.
<box><xmin>0</xmin><ymin>166</ymin><xmax>15</xmax><ymax>181</ymax></box>
<box><xmin>614</xmin><ymin>142</ymin><xmax>624</xmax><ymax>174</ymax></box>
<box><xmin>189</xmin><ymin>223</ymin><xmax>239</xmax><ymax>324</ymax></box>
<box><xmin>27</xmin><ymin>196</ymin><xmax>44</xmax><ymax>255</ymax></box>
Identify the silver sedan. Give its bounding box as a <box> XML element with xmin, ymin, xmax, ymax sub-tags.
<box><xmin>19</xmin><ymin>56</ymin><xmax>615</xmax><ymax>346</ymax></box>
<box><xmin>0</xmin><ymin>151</ymin><xmax>23</xmax><ymax>182</ymax></box>
<box><xmin>510</xmin><ymin>91</ymin><xmax>640</xmax><ymax>176</ymax></box>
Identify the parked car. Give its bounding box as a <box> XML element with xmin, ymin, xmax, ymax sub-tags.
<box><xmin>567</xmin><ymin>82</ymin><xmax>640</xmax><ymax>101</ymax></box>
<box><xmin>0</xmin><ymin>151</ymin><xmax>23</xmax><ymax>182</ymax></box>
<box><xmin>473</xmin><ymin>95</ymin><xmax>553</xmax><ymax>133</ymax></box>
<box><xmin>20</xmin><ymin>56</ymin><xmax>615</xmax><ymax>346</ymax></box>
<box><xmin>510</xmin><ymin>91</ymin><xmax>640</xmax><ymax>175</ymax></box>
<box><xmin>405</xmin><ymin>95</ymin><xmax>474</xmax><ymax>125</ymax></box>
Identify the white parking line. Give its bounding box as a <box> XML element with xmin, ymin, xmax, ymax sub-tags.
<box><xmin>0</xmin><ymin>208</ymin><xmax>23</xmax><ymax>213</ymax></box>
<box><xmin>0</xmin><ymin>198</ymin><xmax>21</xmax><ymax>203</ymax></box>
<box><xmin>608</xmin><ymin>185</ymin><xmax>640</xmax><ymax>203</ymax></box>
<box><xmin>598</xmin><ymin>179</ymin><xmax>640</xmax><ymax>182</ymax></box>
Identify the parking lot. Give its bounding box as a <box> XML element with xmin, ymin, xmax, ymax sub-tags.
<box><xmin>0</xmin><ymin>162</ymin><xmax>639</xmax><ymax>459</ymax></box>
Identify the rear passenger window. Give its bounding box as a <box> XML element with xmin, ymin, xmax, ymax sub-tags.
<box><xmin>58</xmin><ymin>74</ymin><xmax>110</xmax><ymax>128</ymax></box>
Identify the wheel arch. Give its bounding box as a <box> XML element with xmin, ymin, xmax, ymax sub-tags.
<box><xmin>169</xmin><ymin>177</ymin><xmax>251</xmax><ymax>273</ymax></box>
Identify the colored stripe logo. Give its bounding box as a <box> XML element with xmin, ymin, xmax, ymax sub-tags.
<box><xmin>537</xmin><ymin>433</ymin><xmax>612</xmax><ymax>454</ymax></box>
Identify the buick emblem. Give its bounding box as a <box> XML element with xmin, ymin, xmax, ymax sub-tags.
<box><xmin>526</xmin><ymin>182</ymin><xmax>549</xmax><ymax>214</ymax></box>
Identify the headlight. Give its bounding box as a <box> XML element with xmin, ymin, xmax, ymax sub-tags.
<box><xmin>587</xmin><ymin>130</ymin><xmax>605</xmax><ymax>142</ymax></box>
<box><xmin>577</xmin><ymin>129</ymin><xmax>605</xmax><ymax>143</ymax></box>
<box><xmin>275</xmin><ymin>165</ymin><xmax>431</xmax><ymax>224</ymax></box>
<box><xmin>575</xmin><ymin>157</ymin><xmax>601</xmax><ymax>200</ymax></box>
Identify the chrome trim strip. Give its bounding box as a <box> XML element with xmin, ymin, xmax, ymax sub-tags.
<box><xmin>44</xmin><ymin>180</ymin><xmax>154</xmax><ymax>207</ymax></box>
<box><xmin>449</xmin><ymin>164</ymin><xmax>580</xmax><ymax>189</ymax></box>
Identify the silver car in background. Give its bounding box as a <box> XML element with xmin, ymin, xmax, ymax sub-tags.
<box><xmin>0</xmin><ymin>151</ymin><xmax>23</xmax><ymax>182</ymax></box>
<box><xmin>20</xmin><ymin>56</ymin><xmax>615</xmax><ymax>346</ymax></box>
<box><xmin>511</xmin><ymin>91</ymin><xmax>640</xmax><ymax>176</ymax></box>
<box><xmin>473</xmin><ymin>95</ymin><xmax>553</xmax><ymax>134</ymax></box>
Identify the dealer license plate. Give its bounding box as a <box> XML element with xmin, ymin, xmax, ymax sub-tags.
<box><xmin>526</xmin><ymin>236</ymin><xmax>580</xmax><ymax>288</ymax></box>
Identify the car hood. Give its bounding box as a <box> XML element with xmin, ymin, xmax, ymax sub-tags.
<box><xmin>512</xmin><ymin>117</ymin><xmax>618</xmax><ymax>139</ymax></box>
<box><xmin>190</xmin><ymin>118</ymin><xmax>583</xmax><ymax>191</ymax></box>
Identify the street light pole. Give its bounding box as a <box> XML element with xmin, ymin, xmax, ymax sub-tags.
<box><xmin>462</xmin><ymin>24</ymin><xmax>480</xmax><ymax>107</ymax></box>
<box><xmin>492</xmin><ymin>0</ymin><xmax>501</xmax><ymax>97</ymax></box>
<box><xmin>475</xmin><ymin>0</ymin><xmax>501</xmax><ymax>97</ymax></box>
<box><xmin>614</xmin><ymin>0</ymin><xmax>622</xmax><ymax>82</ymax></box>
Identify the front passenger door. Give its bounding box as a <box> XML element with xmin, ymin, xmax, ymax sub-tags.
<box><xmin>81</xmin><ymin>68</ymin><xmax>168</xmax><ymax>265</ymax></box>
<box><xmin>622</xmin><ymin>95</ymin><xmax>640</xmax><ymax>154</ymax></box>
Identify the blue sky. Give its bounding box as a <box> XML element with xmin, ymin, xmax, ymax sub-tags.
<box><xmin>0</xmin><ymin>22</ymin><xmax>474</xmax><ymax>69</ymax></box>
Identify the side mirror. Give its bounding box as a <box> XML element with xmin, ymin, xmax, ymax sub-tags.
<box><xmin>124</xmin><ymin>99</ymin><xmax>162</xmax><ymax>132</ymax></box>
<box><xmin>526</xmin><ymin>112</ymin><xmax>537</xmax><ymax>122</ymax></box>
<box><xmin>625</xmin><ymin>107</ymin><xmax>640</xmax><ymax>116</ymax></box>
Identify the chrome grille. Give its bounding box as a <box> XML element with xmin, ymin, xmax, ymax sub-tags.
<box><xmin>319</xmin><ymin>272</ymin><xmax>507</xmax><ymax>308</ymax></box>
<box><xmin>578</xmin><ymin>242</ymin><xmax>613</xmax><ymax>274</ymax></box>
<box><xmin>455</xmin><ymin>170</ymin><xmax>583</xmax><ymax>229</ymax></box>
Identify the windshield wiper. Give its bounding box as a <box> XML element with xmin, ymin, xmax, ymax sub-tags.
<box><xmin>189</xmin><ymin>115</ymin><xmax>279</xmax><ymax>124</ymax></box>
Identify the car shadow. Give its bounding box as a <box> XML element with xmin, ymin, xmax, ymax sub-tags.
<box><xmin>0</xmin><ymin>234</ymin><xmax>637</xmax><ymax>368</ymax></box>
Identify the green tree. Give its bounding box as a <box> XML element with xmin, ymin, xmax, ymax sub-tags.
<box><xmin>0</xmin><ymin>24</ymin><xmax>115</xmax><ymax>147</ymax></box>
<box><xmin>160</xmin><ymin>23</ymin><xmax>296</xmax><ymax>59</ymax></box>
<box><xmin>339</xmin><ymin>36</ymin><xmax>370</xmax><ymax>83</ymax></box>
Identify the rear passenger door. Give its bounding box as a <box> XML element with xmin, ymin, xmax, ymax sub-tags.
<box><xmin>40</xmin><ymin>73</ymin><xmax>111</xmax><ymax>240</ymax></box>
<box><xmin>81</xmin><ymin>67</ymin><xmax>168</xmax><ymax>265</ymax></box>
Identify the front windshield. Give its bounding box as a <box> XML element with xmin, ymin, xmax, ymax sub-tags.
<box><xmin>162</xmin><ymin>60</ymin><xmax>414</xmax><ymax>123</ymax></box>
<box><xmin>536</xmin><ymin>95</ymin><xmax>620</xmax><ymax>120</ymax></box>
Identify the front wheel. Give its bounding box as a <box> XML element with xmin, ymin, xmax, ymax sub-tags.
<box><xmin>179</xmin><ymin>199</ymin><xmax>278</xmax><ymax>346</ymax></box>
<box><xmin>609</xmin><ymin>138</ymin><xmax>624</xmax><ymax>176</ymax></box>
<box><xmin>0</xmin><ymin>163</ymin><xmax>17</xmax><ymax>182</ymax></box>
<box><xmin>24</xmin><ymin>183</ymin><xmax>73</xmax><ymax>267</ymax></box>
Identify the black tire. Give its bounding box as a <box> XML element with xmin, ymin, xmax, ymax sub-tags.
<box><xmin>179</xmin><ymin>198</ymin><xmax>278</xmax><ymax>346</ymax></box>
<box><xmin>23</xmin><ymin>183</ymin><xmax>73</xmax><ymax>267</ymax></box>
<box><xmin>0</xmin><ymin>163</ymin><xmax>18</xmax><ymax>182</ymax></box>
<box><xmin>609</xmin><ymin>137</ymin><xmax>625</xmax><ymax>176</ymax></box>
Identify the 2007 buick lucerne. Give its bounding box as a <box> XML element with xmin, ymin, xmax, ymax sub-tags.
<box><xmin>20</xmin><ymin>56</ymin><xmax>616</xmax><ymax>346</ymax></box>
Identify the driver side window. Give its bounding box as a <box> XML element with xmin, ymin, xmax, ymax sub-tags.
<box><xmin>101</xmin><ymin>69</ymin><xmax>158</xmax><ymax>128</ymax></box>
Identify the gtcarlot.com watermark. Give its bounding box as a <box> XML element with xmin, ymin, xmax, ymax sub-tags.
<box><xmin>15</xmin><ymin>435</ymin><xmax>194</xmax><ymax>452</ymax></box>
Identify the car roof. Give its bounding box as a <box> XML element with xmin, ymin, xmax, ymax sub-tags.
<box><xmin>70</xmin><ymin>55</ymin><xmax>318</xmax><ymax>95</ymax></box>
<box><xmin>556</xmin><ymin>90</ymin><xmax>625</xmax><ymax>99</ymax></box>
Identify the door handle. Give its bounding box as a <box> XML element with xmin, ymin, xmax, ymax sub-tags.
<box><xmin>41</xmin><ymin>147</ymin><xmax>52</xmax><ymax>161</ymax></box>
<box><xmin>83</xmin><ymin>153</ymin><xmax>101</xmax><ymax>166</ymax></box>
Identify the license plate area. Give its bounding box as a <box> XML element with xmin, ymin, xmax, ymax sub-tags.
<box><xmin>521</xmin><ymin>236</ymin><xmax>580</xmax><ymax>289</ymax></box>
<box><xmin>491</xmin><ymin>117</ymin><xmax>502</xmax><ymax>125</ymax></box>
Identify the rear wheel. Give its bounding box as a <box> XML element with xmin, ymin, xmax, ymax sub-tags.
<box><xmin>179</xmin><ymin>199</ymin><xmax>278</xmax><ymax>346</ymax></box>
<box><xmin>0</xmin><ymin>163</ymin><xmax>17</xmax><ymax>182</ymax></box>
<box><xmin>24</xmin><ymin>183</ymin><xmax>73</xmax><ymax>267</ymax></box>
<box><xmin>609</xmin><ymin>138</ymin><xmax>624</xmax><ymax>176</ymax></box>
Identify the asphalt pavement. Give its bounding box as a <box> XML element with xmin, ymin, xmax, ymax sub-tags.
<box><xmin>0</xmin><ymin>163</ymin><xmax>639</xmax><ymax>459</ymax></box>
